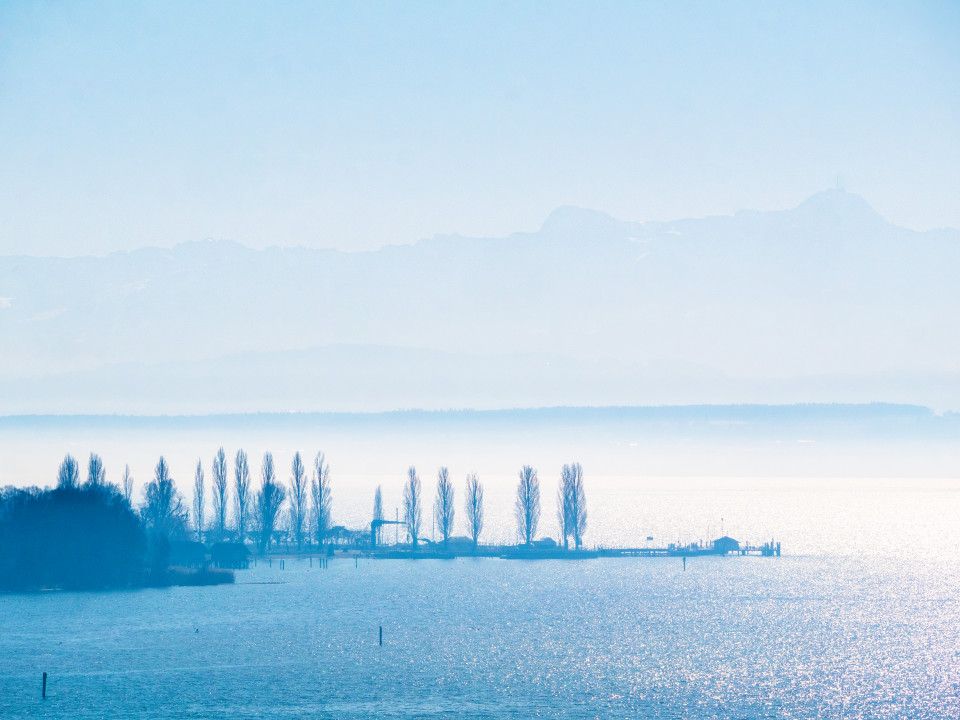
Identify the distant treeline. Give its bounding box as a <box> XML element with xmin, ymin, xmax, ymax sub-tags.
<box><xmin>0</xmin><ymin>453</ymin><xmax>232</xmax><ymax>591</ymax></box>
<box><xmin>1</xmin><ymin>402</ymin><xmax>952</xmax><ymax>436</ymax></box>
<box><xmin>175</xmin><ymin>447</ymin><xmax>588</xmax><ymax>552</ymax></box>
<box><xmin>1</xmin><ymin>448</ymin><xmax>590</xmax><ymax>590</ymax></box>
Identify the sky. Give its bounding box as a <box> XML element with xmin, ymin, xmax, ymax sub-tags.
<box><xmin>0</xmin><ymin>0</ymin><xmax>957</xmax><ymax>256</ymax></box>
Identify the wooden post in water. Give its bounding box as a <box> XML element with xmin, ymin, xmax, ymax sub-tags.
<box><xmin>379</xmin><ymin>626</ymin><xmax>383</xmax><ymax>646</ymax></box>
<box><xmin>355</xmin><ymin>556</ymin><xmax>358</xmax><ymax>568</ymax></box>
<box><xmin>269</xmin><ymin>558</ymin><xmax>272</xmax><ymax>568</ymax></box>
<box><xmin>683</xmin><ymin>557</ymin><xmax>686</xmax><ymax>572</ymax></box>
<box><xmin>42</xmin><ymin>672</ymin><xmax>47</xmax><ymax>698</ymax></box>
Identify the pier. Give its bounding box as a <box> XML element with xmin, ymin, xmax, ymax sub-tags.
<box><xmin>354</xmin><ymin>535</ymin><xmax>780</xmax><ymax>561</ymax></box>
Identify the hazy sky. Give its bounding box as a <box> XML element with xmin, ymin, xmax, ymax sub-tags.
<box><xmin>1</xmin><ymin>1</ymin><xmax>957</xmax><ymax>255</ymax></box>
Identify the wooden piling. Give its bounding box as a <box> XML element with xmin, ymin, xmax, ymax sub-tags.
<box><xmin>683</xmin><ymin>557</ymin><xmax>686</xmax><ymax>571</ymax></box>
<box><xmin>379</xmin><ymin>626</ymin><xmax>383</xmax><ymax>646</ymax></box>
<box><xmin>42</xmin><ymin>672</ymin><xmax>47</xmax><ymax>699</ymax></box>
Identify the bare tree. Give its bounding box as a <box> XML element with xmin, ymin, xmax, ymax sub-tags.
<box><xmin>515</xmin><ymin>465</ymin><xmax>541</xmax><ymax>546</ymax></box>
<box><xmin>310</xmin><ymin>452</ymin><xmax>332</xmax><ymax>546</ymax></box>
<box><xmin>254</xmin><ymin>452</ymin><xmax>286</xmax><ymax>552</ymax></box>
<box><xmin>57</xmin><ymin>454</ymin><xmax>79</xmax><ymax>488</ymax></box>
<box><xmin>211</xmin><ymin>447</ymin><xmax>228</xmax><ymax>540</ymax></box>
<box><xmin>121</xmin><ymin>464</ymin><xmax>134</xmax><ymax>504</ymax></box>
<box><xmin>87</xmin><ymin>453</ymin><xmax>106</xmax><ymax>486</ymax></box>
<box><xmin>465</xmin><ymin>473</ymin><xmax>484</xmax><ymax>549</ymax></box>
<box><xmin>141</xmin><ymin>456</ymin><xmax>188</xmax><ymax>541</ymax></box>
<box><xmin>567</xmin><ymin>462</ymin><xmax>587</xmax><ymax>549</ymax></box>
<box><xmin>234</xmin><ymin>449</ymin><xmax>250</xmax><ymax>544</ymax></box>
<box><xmin>433</xmin><ymin>467</ymin><xmax>455</xmax><ymax>548</ymax></box>
<box><xmin>288</xmin><ymin>451</ymin><xmax>308</xmax><ymax>551</ymax></box>
<box><xmin>193</xmin><ymin>459</ymin><xmax>205</xmax><ymax>542</ymax></box>
<box><xmin>558</xmin><ymin>466</ymin><xmax>574</xmax><ymax>550</ymax></box>
<box><xmin>373</xmin><ymin>485</ymin><xmax>384</xmax><ymax>545</ymax></box>
<box><xmin>403</xmin><ymin>466</ymin><xmax>422</xmax><ymax>547</ymax></box>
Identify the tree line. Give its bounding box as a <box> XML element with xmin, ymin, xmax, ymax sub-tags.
<box><xmin>7</xmin><ymin>450</ymin><xmax>588</xmax><ymax>559</ymax></box>
<box><xmin>398</xmin><ymin>462</ymin><xmax>586</xmax><ymax>549</ymax></box>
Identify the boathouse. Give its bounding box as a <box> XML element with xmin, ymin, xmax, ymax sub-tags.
<box><xmin>210</xmin><ymin>542</ymin><xmax>250</xmax><ymax>569</ymax></box>
<box><xmin>712</xmin><ymin>536</ymin><xmax>740</xmax><ymax>554</ymax></box>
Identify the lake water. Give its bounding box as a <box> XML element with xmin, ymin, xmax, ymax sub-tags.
<box><xmin>2</xmin><ymin>478</ymin><xmax>960</xmax><ymax>718</ymax></box>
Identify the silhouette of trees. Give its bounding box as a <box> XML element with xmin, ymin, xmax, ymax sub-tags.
<box><xmin>57</xmin><ymin>454</ymin><xmax>79</xmax><ymax>488</ymax></box>
<box><xmin>288</xmin><ymin>451</ymin><xmax>307</xmax><ymax>551</ymax></box>
<box><xmin>141</xmin><ymin>457</ymin><xmax>189</xmax><ymax>572</ymax></box>
<box><xmin>254</xmin><ymin>452</ymin><xmax>285</xmax><ymax>552</ymax></box>
<box><xmin>515</xmin><ymin>465</ymin><xmax>541</xmax><ymax>546</ymax></box>
<box><xmin>566</xmin><ymin>462</ymin><xmax>587</xmax><ymax>549</ymax></box>
<box><xmin>465</xmin><ymin>473</ymin><xmax>484</xmax><ymax>548</ymax></box>
<box><xmin>557</xmin><ymin>462</ymin><xmax>587</xmax><ymax>549</ymax></box>
<box><xmin>234</xmin><ymin>449</ymin><xmax>250</xmax><ymax>544</ymax></box>
<box><xmin>193</xmin><ymin>459</ymin><xmax>205</xmax><ymax>542</ymax></box>
<box><xmin>121</xmin><ymin>464</ymin><xmax>134</xmax><ymax>503</ymax></box>
<box><xmin>558</xmin><ymin>469</ymin><xmax>572</xmax><ymax>549</ymax></box>
<box><xmin>211</xmin><ymin>447</ymin><xmax>228</xmax><ymax>540</ymax></box>
<box><xmin>404</xmin><ymin>466</ymin><xmax>422</xmax><ymax>547</ymax></box>
<box><xmin>311</xmin><ymin>452</ymin><xmax>332</xmax><ymax>546</ymax></box>
<box><xmin>373</xmin><ymin>485</ymin><xmax>384</xmax><ymax>545</ymax></box>
<box><xmin>434</xmin><ymin>467</ymin><xmax>455</xmax><ymax>548</ymax></box>
<box><xmin>0</xmin><ymin>484</ymin><xmax>144</xmax><ymax>591</ymax></box>
<box><xmin>87</xmin><ymin>453</ymin><xmax>106</xmax><ymax>486</ymax></box>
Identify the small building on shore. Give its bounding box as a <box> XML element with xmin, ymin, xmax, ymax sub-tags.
<box><xmin>712</xmin><ymin>536</ymin><xmax>740</xmax><ymax>555</ymax></box>
<box><xmin>210</xmin><ymin>542</ymin><xmax>251</xmax><ymax>569</ymax></box>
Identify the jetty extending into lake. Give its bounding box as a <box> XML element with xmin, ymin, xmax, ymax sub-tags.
<box><xmin>300</xmin><ymin>535</ymin><xmax>782</xmax><ymax>562</ymax></box>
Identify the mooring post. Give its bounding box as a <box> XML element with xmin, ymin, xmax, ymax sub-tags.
<box><xmin>379</xmin><ymin>626</ymin><xmax>383</xmax><ymax>646</ymax></box>
<box><xmin>42</xmin><ymin>672</ymin><xmax>47</xmax><ymax>699</ymax></box>
<box><xmin>355</xmin><ymin>556</ymin><xmax>358</xmax><ymax>568</ymax></box>
<box><xmin>683</xmin><ymin>557</ymin><xmax>686</xmax><ymax>572</ymax></box>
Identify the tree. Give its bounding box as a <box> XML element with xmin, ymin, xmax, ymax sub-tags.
<box><xmin>433</xmin><ymin>467</ymin><xmax>455</xmax><ymax>548</ymax></box>
<box><xmin>87</xmin><ymin>453</ymin><xmax>106</xmax><ymax>486</ymax></box>
<box><xmin>372</xmin><ymin>485</ymin><xmax>384</xmax><ymax>545</ymax></box>
<box><xmin>465</xmin><ymin>473</ymin><xmax>484</xmax><ymax>549</ymax></box>
<box><xmin>567</xmin><ymin>462</ymin><xmax>587</xmax><ymax>549</ymax></box>
<box><xmin>288</xmin><ymin>451</ymin><xmax>308</xmax><ymax>551</ymax></box>
<box><xmin>193</xmin><ymin>459</ymin><xmax>205</xmax><ymax>542</ymax></box>
<box><xmin>141</xmin><ymin>457</ymin><xmax>189</xmax><ymax>571</ymax></box>
<box><xmin>403</xmin><ymin>466</ymin><xmax>422</xmax><ymax>547</ymax></box>
<box><xmin>121</xmin><ymin>464</ymin><xmax>134</xmax><ymax>504</ymax></box>
<box><xmin>211</xmin><ymin>447</ymin><xmax>228</xmax><ymax>540</ymax></box>
<box><xmin>515</xmin><ymin>465</ymin><xmax>541</xmax><ymax>546</ymax></box>
<box><xmin>57</xmin><ymin>454</ymin><xmax>79</xmax><ymax>488</ymax></box>
<box><xmin>234</xmin><ymin>449</ymin><xmax>250</xmax><ymax>544</ymax></box>
<box><xmin>558</xmin><ymin>466</ymin><xmax>574</xmax><ymax>550</ymax></box>
<box><xmin>254</xmin><ymin>452</ymin><xmax>286</xmax><ymax>553</ymax></box>
<box><xmin>311</xmin><ymin>452</ymin><xmax>332</xmax><ymax>546</ymax></box>
<box><xmin>0</xmin><ymin>484</ymin><xmax>145</xmax><ymax>591</ymax></box>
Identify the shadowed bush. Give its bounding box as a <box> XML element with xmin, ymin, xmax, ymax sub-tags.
<box><xmin>0</xmin><ymin>484</ymin><xmax>145</xmax><ymax>591</ymax></box>
<box><xmin>156</xmin><ymin>566</ymin><xmax>235</xmax><ymax>587</ymax></box>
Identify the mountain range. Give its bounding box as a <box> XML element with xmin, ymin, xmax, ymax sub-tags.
<box><xmin>1</xmin><ymin>189</ymin><xmax>958</xmax><ymax>413</ymax></box>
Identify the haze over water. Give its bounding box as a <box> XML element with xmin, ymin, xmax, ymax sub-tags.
<box><xmin>3</xmin><ymin>476</ymin><xmax>959</xmax><ymax>719</ymax></box>
<box><xmin>2</xmin><ymin>2</ymin><xmax>958</xmax><ymax>718</ymax></box>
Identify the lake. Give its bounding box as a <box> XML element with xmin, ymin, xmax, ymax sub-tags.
<box><xmin>2</xmin><ymin>477</ymin><xmax>959</xmax><ymax>718</ymax></box>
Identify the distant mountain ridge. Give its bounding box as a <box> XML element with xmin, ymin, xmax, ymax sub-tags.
<box><xmin>1</xmin><ymin>190</ymin><xmax>958</xmax><ymax>413</ymax></box>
